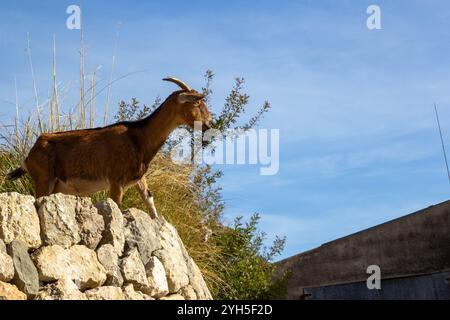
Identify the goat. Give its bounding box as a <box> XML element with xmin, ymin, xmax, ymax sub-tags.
<box><xmin>6</xmin><ymin>77</ymin><xmax>212</xmax><ymax>219</ymax></box>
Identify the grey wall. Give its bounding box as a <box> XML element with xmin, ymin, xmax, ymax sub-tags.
<box><xmin>276</xmin><ymin>200</ymin><xmax>450</xmax><ymax>300</ymax></box>
<box><xmin>303</xmin><ymin>271</ymin><xmax>450</xmax><ymax>300</ymax></box>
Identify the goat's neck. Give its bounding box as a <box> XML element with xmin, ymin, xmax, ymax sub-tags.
<box><xmin>138</xmin><ymin>101</ymin><xmax>180</xmax><ymax>164</ymax></box>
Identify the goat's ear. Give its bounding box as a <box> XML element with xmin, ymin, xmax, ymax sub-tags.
<box><xmin>177</xmin><ymin>92</ymin><xmax>205</xmax><ymax>104</ymax></box>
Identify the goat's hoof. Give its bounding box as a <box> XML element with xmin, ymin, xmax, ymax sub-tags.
<box><xmin>149</xmin><ymin>210</ymin><xmax>159</xmax><ymax>220</ymax></box>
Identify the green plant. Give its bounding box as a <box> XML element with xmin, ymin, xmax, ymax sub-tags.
<box><xmin>216</xmin><ymin>214</ymin><xmax>288</xmax><ymax>300</ymax></box>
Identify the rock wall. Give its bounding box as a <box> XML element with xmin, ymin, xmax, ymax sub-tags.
<box><xmin>0</xmin><ymin>192</ymin><xmax>212</xmax><ymax>300</ymax></box>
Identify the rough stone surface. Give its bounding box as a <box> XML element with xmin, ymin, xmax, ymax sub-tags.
<box><xmin>122</xmin><ymin>284</ymin><xmax>153</xmax><ymax>300</ymax></box>
<box><xmin>68</xmin><ymin>245</ymin><xmax>107</xmax><ymax>290</ymax></box>
<box><xmin>123</xmin><ymin>208</ymin><xmax>161</xmax><ymax>265</ymax></box>
<box><xmin>75</xmin><ymin>198</ymin><xmax>105</xmax><ymax>250</ymax></box>
<box><xmin>186</xmin><ymin>256</ymin><xmax>214</xmax><ymax>300</ymax></box>
<box><xmin>85</xmin><ymin>286</ymin><xmax>125</xmax><ymax>300</ymax></box>
<box><xmin>32</xmin><ymin>245</ymin><xmax>72</xmax><ymax>282</ymax></box>
<box><xmin>145</xmin><ymin>256</ymin><xmax>169</xmax><ymax>298</ymax></box>
<box><xmin>0</xmin><ymin>192</ymin><xmax>41</xmax><ymax>249</ymax></box>
<box><xmin>36</xmin><ymin>194</ymin><xmax>80</xmax><ymax>248</ymax></box>
<box><xmin>0</xmin><ymin>239</ymin><xmax>14</xmax><ymax>282</ymax></box>
<box><xmin>32</xmin><ymin>245</ymin><xmax>106</xmax><ymax>290</ymax></box>
<box><xmin>96</xmin><ymin>244</ymin><xmax>123</xmax><ymax>287</ymax></box>
<box><xmin>34</xmin><ymin>278</ymin><xmax>87</xmax><ymax>300</ymax></box>
<box><xmin>160</xmin><ymin>293</ymin><xmax>185</xmax><ymax>300</ymax></box>
<box><xmin>7</xmin><ymin>240</ymin><xmax>39</xmax><ymax>298</ymax></box>
<box><xmin>0</xmin><ymin>281</ymin><xmax>27</xmax><ymax>300</ymax></box>
<box><xmin>96</xmin><ymin>199</ymin><xmax>125</xmax><ymax>256</ymax></box>
<box><xmin>0</xmin><ymin>192</ymin><xmax>212</xmax><ymax>300</ymax></box>
<box><xmin>180</xmin><ymin>285</ymin><xmax>198</xmax><ymax>300</ymax></box>
<box><xmin>159</xmin><ymin>220</ymin><xmax>212</xmax><ymax>299</ymax></box>
<box><xmin>120</xmin><ymin>247</ymin><xmax>149</xmax><ymax>291</ymax></box>
<box><xmin>154</xmin><ymin>221</ymin><xmax>190</xmax><ymax>293</ymax></box>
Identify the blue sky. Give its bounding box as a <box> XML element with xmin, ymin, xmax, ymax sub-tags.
<box><xmin>1</xmin><ymin>0</ymin><xmax>449</xmax><ymax>259</ymax></box>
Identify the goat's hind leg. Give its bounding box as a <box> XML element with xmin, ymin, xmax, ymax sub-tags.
<box><xmin>27</xmin><ymin>164</ymin><xmax>56</xmax><ymax>198</ymax></box>
<box><xmin>135</xmin><ymin>177</ymin><xmax>158</xmax><ymax>219</ymax></box>
<box><xmin>33</xmin><ymin>177</ymin><xmax>56</xmax><ymax>198</ymax></box>
<box><xmin>110</xmin><ymin>184</ymin><xmax>124</xmax><ymax>207</ymax></box>
<box><xmin>27</xmin><ymin>144</ymin><xmax>57</xmax><ymax>198</ymax></box>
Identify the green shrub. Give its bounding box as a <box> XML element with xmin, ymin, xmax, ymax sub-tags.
<box><xmin>215</xmin><ymin>213</ymin><xmax>288</xmax><ymax>300</ymax></box>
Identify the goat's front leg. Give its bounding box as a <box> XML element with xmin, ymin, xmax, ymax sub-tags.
<box><xmin>135</xmin><ymin>177</ymin><xmax>158</xmax><ymax>219</ymax></box>
<box><xmin>110</xmin><ymin>184</ymin><xmax>124</xmax><ymax>207</ymax></box>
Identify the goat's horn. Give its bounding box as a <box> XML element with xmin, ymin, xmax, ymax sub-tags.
<box><xmin>162</xmin><ymin>77</ymin><xmax>191</xmax><ymax>91</ymax></box>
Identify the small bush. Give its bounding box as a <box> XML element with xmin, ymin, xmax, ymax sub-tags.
<box><xmin>215</xmin><ymin>213</ymin><xmax>288</xmax><ymax>300</ymax></box>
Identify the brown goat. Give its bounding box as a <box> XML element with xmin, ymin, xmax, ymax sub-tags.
<box><xmin>6</xmin><ymin>77</ymin><xmax>212</xmax><ymax>219</ymax></box>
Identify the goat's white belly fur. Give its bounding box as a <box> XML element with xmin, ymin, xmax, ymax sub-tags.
<box><xmin>62</xmin><ymin>178</ymin><xmax>110</xmax><ymax>195</ymax></box>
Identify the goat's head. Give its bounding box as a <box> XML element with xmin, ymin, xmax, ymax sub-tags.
<box><xmin>163</xmin><ymin>77</ymin><xmax>212</xmax><ymax>132</ymax></box>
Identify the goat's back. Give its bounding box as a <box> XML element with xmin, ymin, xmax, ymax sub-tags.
<box><xmin>26</xmin><ymin>124</ymin><xmax>144</xmax><ymax>183</ymax></box>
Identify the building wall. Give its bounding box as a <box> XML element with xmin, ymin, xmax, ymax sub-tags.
<box><xmin>276</xmin><ymin>200</ymin><xmax>450</xmax><ymax>300</ymax></box>
<box><xmin>303</xmin><ymin>271</ymin><xmax>450</xmax><ymax>300</ymax></box>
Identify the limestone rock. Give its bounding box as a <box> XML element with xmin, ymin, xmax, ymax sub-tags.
<box><xmin>160</xmin><ymin>293</ymin><xmax>185</xmax><ymax>300</ymax></box>
<box><xmin>75</xmin><ymin>198</ymin><xmax>104</xmax><ymax>250</ymax></box>
<box><xmin>158</xmin><ymin>219</ymin><xmax>212</xmax><ymax>299</ymax></box>
<box><xmin>85</xmin><ymin>286</ymin><xmax>125</xmax><ymax>300</ymax></box>
<box><xmin>96</xmin><ymin>199</ymin><xmax>125</xmax><ymax>256</ymax></box>
<box><xmin>122</xmin><ymin>284</ymin><xmax>153</xmax><ymax>300</ymax></box>
<box><xmin>0</xmin><ymin>193</ymin><xmax>212</xmax><ymax>300</ymax></box>
<box><xmin>32</xmin><ymin>245</ymin><xmax>72</xmax><ymax>282</ymax></box>
<box><xmin>144</xmin><ymin>256</ymin><xmax>169</xmax><ymax>298</ymax></box>
<box><xmin>0</xmin><ymin>281</ymin><xmax>27</xmax><ymax>300</ymax></box>
<box><xmin>7</xmin><ymin>240</ymin><xmax>39</xmax><ymax>298</ymax></box>
<box><xmin>96</xmin><ymin>244</ymin><xmax>123</xmax><ymax>287</ymax></box>
<box><xmin>36</xmin><ymin>194</ymin><xmax>80</xmax><ymax>248</ymax></box>
<box><xmin>34</xmin><ymin>278</ymin><xmax>86</xmax><ymax>300</ymax></box>
<box><xmin>186</xmin><ymin>256</ymin><xmax>213</xmax><ymax>300</ymax></box>
<box><xmin>120</xmin><ymin>247</ymin><xmax>149</xmax><ymax>290</ymax></box>
<box><xmin>123</xmin><ymin>208</ymin><xmax>161</xmax><ymax>265</ymax></box>
<box><xmin>180</xmin><ymin>285</ymin><xmax>198</xmax><ymax>300</ymax></box>
<box><xmin>68</xmin><ymin>245</ymin><xmax>107</xmax><ymax>290</ymax></box>
<box><xmin>32</xmin><ymin>245</ymin><xmax>106</xmax><ymax>290</ymax></box>
<box><xmin>0</xmin><ymin>239</ymin><xmax>14</xmax><ymax>282</ymax></box>
<box><xmin>0</xmin><ymin>192</ymin><xmax>41</xmax><ymax>249</ymax></box>
<box><xmin>154</xmin><ymin>221</ymin><xmax>189</xmax><ymax>293</ymax></box>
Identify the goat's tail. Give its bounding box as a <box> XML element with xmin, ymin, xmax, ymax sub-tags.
<box><xmin>6</xmin><ymin>166</ymin><xmax>27</xmax><ymax>181</ymax></box>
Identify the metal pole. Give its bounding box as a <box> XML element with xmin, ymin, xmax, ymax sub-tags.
<box><xmin>434</xmin><ymin>103</ymin><xmax>450</xmax><ymax>185</ymax></box>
